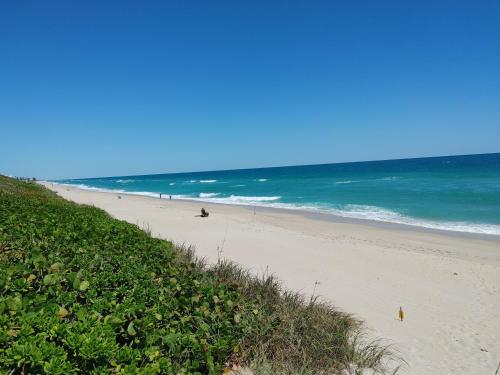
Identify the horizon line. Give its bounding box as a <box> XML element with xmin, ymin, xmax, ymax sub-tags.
<box><xmin>52</xmin><ymin>151</ymin><xmax>499</xmax><ymax>181</ymax></box>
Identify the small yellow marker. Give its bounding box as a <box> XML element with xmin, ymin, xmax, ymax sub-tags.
<box><xmin>398</xmin><ymin>306</ymin><xmax>404</xmax><ymax>321</ymax></box>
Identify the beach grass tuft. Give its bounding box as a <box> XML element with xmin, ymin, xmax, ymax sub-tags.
<box><xmin>208</xmin><ymin>259</ymin><xmax>398</xmax><ymax>374</ymax></box>
<box><xmin>0</xmin><ymin>176</ymin><xmax>397</xmax><ymax>374</ymax></box>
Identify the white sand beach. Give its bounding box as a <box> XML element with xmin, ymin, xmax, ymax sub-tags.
<box><xmin>42</xmin><ymin>183</ymin><xmax>500</xmax><ymax>375</ymax></box>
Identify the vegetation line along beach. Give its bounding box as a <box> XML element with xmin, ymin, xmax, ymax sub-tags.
<box><xmin>0</xmin><ymin>176</ymin><xmax>393</xmax><ymax>374</ymax></box>
<box><xmin>40</xmin><ymin>180</ymin><xmax>500</xmax><ymax>375</ymax></box>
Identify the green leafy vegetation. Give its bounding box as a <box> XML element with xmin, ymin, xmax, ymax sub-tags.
<box><xmin>0</xmin><ymin>176</ymin><xmax>393</xmax><ymax>374</ymax></box>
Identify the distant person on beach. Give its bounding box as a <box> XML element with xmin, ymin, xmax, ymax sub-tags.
<box><xmin>169</xmin><ymin>195</ymin><xmax>172</xmax><ymax>200</ymax></box>
<box><xmin>201</xmin><ymin>208</ymin><xmax>209</xmax><ymax>217</ymax></box>
<box><xmin>159</xmin><ymin>193</ymin><xmax>162</xmax><ymax>199</ymax></box>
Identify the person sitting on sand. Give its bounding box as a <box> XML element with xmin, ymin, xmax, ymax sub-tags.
<box><xmin>201</xmin><ymin>208</ymin><xmax>209</xmax><ymax>217</ymax></box>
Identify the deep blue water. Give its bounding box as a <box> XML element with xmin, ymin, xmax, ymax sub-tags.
<box><xmin>55</xmin><ymin>153</ymin><xmax>500</xmax><ymax>235</ymax></box>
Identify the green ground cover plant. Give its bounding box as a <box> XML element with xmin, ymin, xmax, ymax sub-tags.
<box><xmin>0</xmin><ymin>176</ymin><xmax>394</xmax><ymax>374</ymax></box>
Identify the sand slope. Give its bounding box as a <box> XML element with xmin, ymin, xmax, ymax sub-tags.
<box><xmin>43</xmin><ymin>183</ymin><xmax>500</xmax><ymax>374</ymax></box>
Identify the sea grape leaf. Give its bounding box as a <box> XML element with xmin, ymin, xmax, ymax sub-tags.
<box><xmin>49</xmin><ymin>262</ymin><xmax>64</xmax><ymax>273</ymax></box>
<box><xmin>79</xmin><ymin>280</ymin><xmax>90</xmax><ymax>291</ymax></box>
<box><xmin>57</xmin><ymin>307</ymin><xmax>69</xmax><ymax>319</ymax></box>
<box><xmin>127</xmin><ymin>321</ymin><xmax>136</xmax><ymax>336</ymax></box>
<box><xmin>43</xmin><ymin>274</ymin><xmax>58</xmax><ymax>286</ymax></box>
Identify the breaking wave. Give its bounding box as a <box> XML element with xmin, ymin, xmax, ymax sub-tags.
<box><xmin>322</xmin><ymin>204</ymin><xmax>500</xmax><ymax>235</ymax></box>
<box><xmin>51</xmin><ymin>182</ymin><xmax>500</xmax><ymax>236</ymax></box>
<box><xmin>199</xmin><ymin>192</ymin><xmax>220</xmax><ymax>198</ymax></box>
<box><xmin>180</xmin><ymin>194</ymin><xmax>281</xmax><ymax>206</ymax></box>
<box><xmin>335</xmin><ymin>180</ymin><xmax>359</xmax><ymax>184</ymax></box>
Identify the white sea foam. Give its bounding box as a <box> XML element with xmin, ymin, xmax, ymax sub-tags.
<box><xmin>59</xmin><ymin>183</ymin><xmax>123</xmax><ymax>193</ymax></box>
<box><xmin>324</xmin><ymin>204</ymin><xmax>500</xmax><ymax>235</ymax></box>
<box><xmin>200</xmin><ymin>180</ymin><xmax>217</xmax><ymax>183</ymax></box>
<box><xmin>55</xmin><ymin>183</ymin><xmax>162</xmax><ymax>199</ymax></box>
<box><xmin>199</xmin><ymin>192</ymin><xmax>220</xmax><ymax>198</ymax></box>
<box><xmin>254</xmin><ymin>178</ymin><xmax>268</xmax><ymax>182</ymax></box>
<box><xmin>186</xmin><ymin>195</ymin><xmax>500</xmax><ymax>235</ymax></box>
<box><xmin>182</xmin><ymin>194</ymin><xmax>281</xmax><ymax>205</ymax></box>
<box><xmin>165</xmin><ymin>194</ymin><xmax>191</xmax><ymax>199</ymax></box>
<box><xmin>52</xmin><ymin>182</ymin><xmax>500</xmax><ymax>236</ymax></box>
<box><xmin>169</xmin><ymin>183</ymin><xmax>175</xmax><ymax>186</ymax></box>
<box><xmin>116</xmin><ymin>179</ymin><xmax>134</xmax><ymax>183</ymax></box>
<box><xmin>335</xmin><ymin>180</ymin><xmax>359</xmax><ymax>184</ymax></box>
<box><xmin>228</xmin><ymin>195</ymin><xmax>280</xmax><ymax>202</ymax></box>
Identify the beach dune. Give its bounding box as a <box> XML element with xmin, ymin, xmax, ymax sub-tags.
<box><xmin>43</xmin><ymin>182</ymin><xmax>500</xmax><ymax>375</ymax></box>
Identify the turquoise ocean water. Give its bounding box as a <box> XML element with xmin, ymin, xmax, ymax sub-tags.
<box><xmin>54</xmin><ymin>153</ymin><xmax>500</xmax><ymax>235</ymax></box>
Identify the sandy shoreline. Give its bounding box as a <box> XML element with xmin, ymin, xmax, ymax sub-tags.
<box><xmin>42</xmin><ymin>182</ymin><xmax>500</xmax><ymax>374</ymax></box>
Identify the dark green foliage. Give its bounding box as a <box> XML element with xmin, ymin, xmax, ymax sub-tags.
<box><xmin>0</xmin><ymin>176</ymin><xmax>392</xmax><ymax>374</ymax></box>
<box><xmin>0</xmin><ymin>177</ymin><xmax>259</xmax><ymax>374</ymax></box>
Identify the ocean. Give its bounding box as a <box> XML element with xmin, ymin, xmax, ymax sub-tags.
<box><xmin>54</xmin><ymin>153</ymin><xmax>500</xmax><ymax>235</ymax></box>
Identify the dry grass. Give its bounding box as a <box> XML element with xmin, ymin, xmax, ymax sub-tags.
<box><xmin>7</xmin><ymin>176</ymin><xmax>399</xmax><ymax>374</ymax></box>
<box><xmin>178</xmin><ymin>246</ymin><xmax>401</xmax><ymax>374</ymax></box>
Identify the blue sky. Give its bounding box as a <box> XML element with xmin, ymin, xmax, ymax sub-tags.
<box><xmin>1</xmin><ymin>0</ymin><xmax>499</xmax><ymax>179</ymax></box>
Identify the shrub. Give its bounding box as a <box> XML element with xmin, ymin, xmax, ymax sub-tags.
<box><xmin>0</xmin><ymin>176</ymin><xmax>394</xmax><ymax>374</ymax></box>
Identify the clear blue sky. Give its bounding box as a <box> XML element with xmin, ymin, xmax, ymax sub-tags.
<box><xmin>1</xmin><ymin>0</ymin><xmax>499</xmax><ymax>179</ymax></box>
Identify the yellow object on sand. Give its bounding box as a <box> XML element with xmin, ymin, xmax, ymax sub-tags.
<box><xmin>399</xmin><ymin>306</ymin><xmax>404</xmax><ymax>321</ymax></box>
